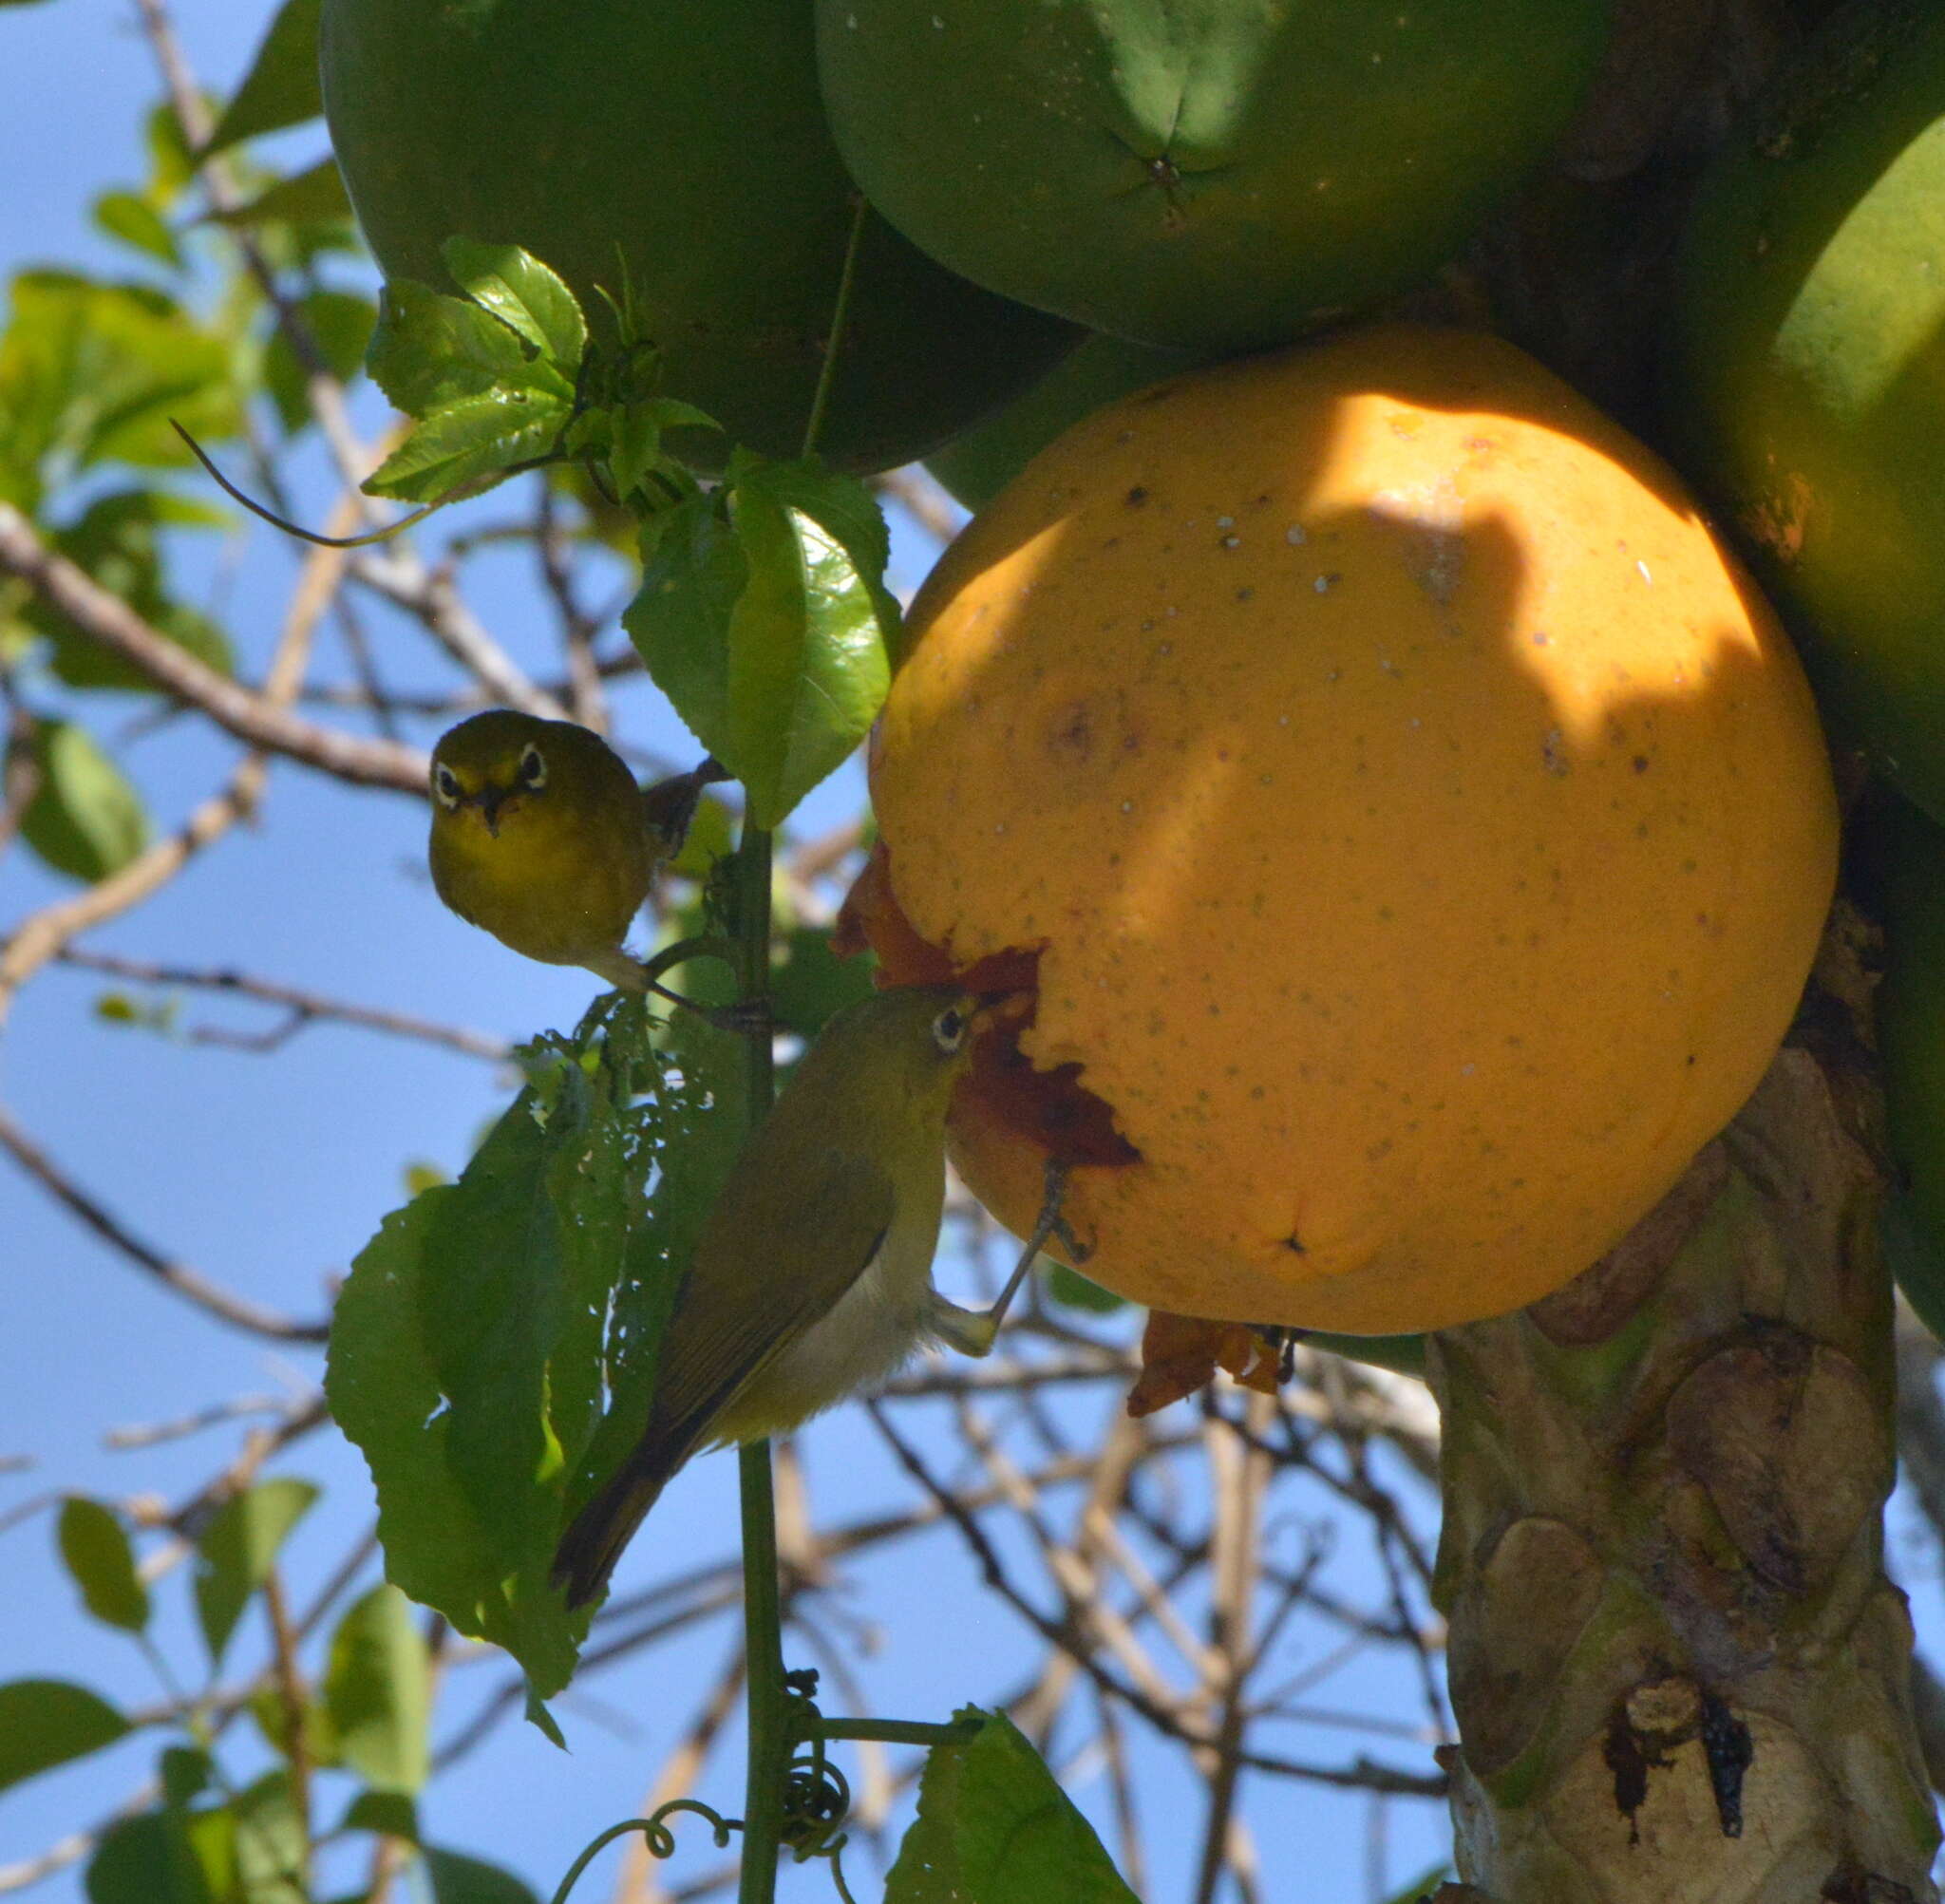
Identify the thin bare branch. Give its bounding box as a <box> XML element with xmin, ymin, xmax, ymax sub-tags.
<box><xmin>57</xmin><ymin>949</ymin><xmax>513</xmax><ymax>1062</ymax></box>
<box><xmin>0</xmin><ymin>1103</ymin><xmax>330</xmax><ymax>1343</ymax></box>
<box><xmin>0</xmin><ymin>503</ymin><xmax>425</xmax><ymax>792</ymax></box>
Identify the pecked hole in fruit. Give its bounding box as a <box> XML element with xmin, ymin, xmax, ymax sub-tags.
<box><xmin>836</xmin><ymin>842</ymin><xmax>1140</xmax><ymax>1170</ymax></box>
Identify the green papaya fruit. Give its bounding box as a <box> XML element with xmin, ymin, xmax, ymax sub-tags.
<box><xmin>319</xmin><ymin>0</ymin><xmax>1079</xmax><ymax>473</ymax></box>
<box><xmin>1671</xmin><ymin>0</ymin><xmax>1945</xmax><ymax>820</ymax></box>
<box><xmin>817</xmin><ymin>0</ymin><xmax>1613</xmax><ymax>351</ymax></box>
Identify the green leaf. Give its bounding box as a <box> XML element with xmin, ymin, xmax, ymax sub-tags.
<box><xmin>264</xmin><ymin>290</ymin><xmax>375</xmax><ymax>434</ymax></box>
<box><xmin>204</xmin><ymin>0</ymin><xmax>324</xmax><ymax>154</ymax></box>
<box><xmin>0</xmin><ymin>272</ymin><xmax>238</xmax><ymax>501</ymax></box>
<box><xmin>1385</xmin><ymin>1864</ymin><xmax>1452</xmax><ymax>1904</ymax></box>
<box><xmin>364</xmin><ymin>387</ymin><xmax>571</xmax><ymax>502</ymax></box>
<box><xmin>327</xmin><ymin>997</ymin><xmax>743</xmax><ymax>1700</ymax></box>
<box><xmin>424</xmin><ymin>1849</ymin><xmax>539</xmax><ymax>1904</ymax></box>
<box><xmin>626</xmin><ymin>491</ymin><xmax>747</xmax><ymax>746</ymax></box>
<box><xmin>57</xmin><ymin>1497</ymin><xmax>150</xmax><ymax>1632</ymax></box>
<box><xmin>210</xmin><ymin>158</ymin><xmax>352</xmax><ymax>230</ymax></box>
<box><xmin>324</xmin><ymin>1585</ymin><xmax>429</xmax><ymax>1793</ymax></box>
<box><xmin>439</xmin><ymin>240</ymin><xmax>585</xmax><ymax>369</ymax></box>
<box><xmin>365</xmin><ymin>279</ymin><xmax>529</xmax><ymax>418</ymax></box>
<box><xmin>232</xmin><ymin>1770</ymin><xmax>308</xmax><ymax>1904</ymax></box>
<box><xmin>770</xmin><ymin>925</ymin><xmax>877</xmax><ymax>1042</ymax></box>
<box><xmin>248</xmin><ymin>1682</ymin><xmax>340</xmax><ymax>1771</ymax></box>
<box><xmin>1044</xmin><ymin>1264</ymin><xmax>1126</xmax><ymax>1314</ymax></box>
<box><xmin>87</xmin><ymin>1809</ymin><xmax>231</xmax><ymax>1904</ymax></box>
<box><xmin>92</xmin><ymin>191</ymin><xmax>182</xmax><ymax>269</ymax></box>
<box><xmin>17</xmin><ymin>720</ymin><xmax>149</xmax><ymax>882</ymax></box>
<box><xmin>30</xmin><ymin>487</ymin><xmax>233</xmax><ymax>688</ymax></box>
<box><xmin>160</xmin><ymin>1746</ymin><xmax>215</xmax><ymax>1808</ymax></box>
<box><xmin>886</xmin><ymin>1710</ymin><xmax>1139</xmax><ymax>1904</ymax></box>
<box><xmin>192</xmin><ymin>1478</ymin><xmax>319</xmax><ymax>1664</ymax></box>
<box><xmin>625</xmin><ymin>456</ymin><xmax>895</xmax><ymax>830</ymax></box>
<box><xmin>1305</xmin><ymin>1330</ymin><xmax>1428</xmax><ymax>1379</ymax></box>
<box><xmin>340</xmin><ymin>1789</ymin><xmax>420</xmax><ymax>1841</ymax></box>
<box><xmin>0</xmin><ymin>1681</ymin><xmax>131</xmax><ymax>1794</ymax></box>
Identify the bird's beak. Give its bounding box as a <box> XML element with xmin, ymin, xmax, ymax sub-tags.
<box><xmin>473</xmin><ymin>786</ymin><xmax>508</xmax><ymax>838</ymax></box>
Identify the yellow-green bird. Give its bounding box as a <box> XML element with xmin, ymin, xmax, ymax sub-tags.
<box><xmin>427</xmin><ymin>709</ymin><xmax>724</xmax><ymax>990</ymax></box>
<box><xmin>553</xmin><ymin>983</ymin><xmax>1000</xmax><ymax>1609</ymax></box>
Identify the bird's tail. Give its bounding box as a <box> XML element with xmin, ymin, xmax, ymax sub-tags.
<box><xmin>552</xmin><ymin>1440</ymin><xmax>686</xmax><ymax>1611</ymax></box>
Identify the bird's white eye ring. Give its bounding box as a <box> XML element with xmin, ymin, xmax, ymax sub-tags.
<box><xmin>519</xmin><ymin>744</ymin><xmax>547</xmax><ymax>789</ymax></box>
<box><xmin>932</xmin><ymin>1006</ymin><xmax>969</xmax><ymax>1054</ymax></box>
<box><xmin>433</xmin><ymin>763</ymin><xmax>463</xmax><ymax>809</ymax></box>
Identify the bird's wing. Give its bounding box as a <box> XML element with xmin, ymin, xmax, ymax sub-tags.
<box><xmin>640</xmin><ymin>1143</ymin><xmax>897</xmax><ymax>1461</ymax></box>
<box><xmin>553</xmin><ymin>1147</ymin><xmax>895</xmax><ymax>1608</ymax></box>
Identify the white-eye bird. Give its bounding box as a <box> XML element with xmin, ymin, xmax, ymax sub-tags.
<box><xmin>552</xmin><ymin>983</ymin><xmax>1002</xmax><ymax>1608</ymax></box>
<box><xmin>427</xmin><ymin>708</ymin><xmax>726</xmax><ymax>990</ymax></box>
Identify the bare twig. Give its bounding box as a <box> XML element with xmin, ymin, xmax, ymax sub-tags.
<box><xmin>866</xmin><ymin>1401</ymin><xmax>1446</xmax><ymax>1798</ymax></box>
<box><xmin>0</xmin><ymin>504</ymin><xmax>425</xmax><ymax>792</ymax></box>
<box><xmin>56</xmin><ymin>949</ymin><xmax>513</xmax><ymax>1062</ymax></box>
<box><xmin>0</xmin><ymin>1104</ymin><xmax>330</xmax><ymax>1343</ymax></box>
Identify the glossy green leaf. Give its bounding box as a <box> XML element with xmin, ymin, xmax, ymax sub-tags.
<box><xmin>365</xmin><ymin>279</ymin><xmax>529</xmax><ymax>417</ymax></box>
<box><xmin>264</xmin><ymin>289</ymin><xmax>375</xmax><ymax>434</ymax></box>
<box><xmin>341</xmin><ymin>1788</ymin><xmax>420</xmax><ymax>1841</ymax></box>
<box><xmin>17</xmin><ymin>719</ymin><xmax>149</xmax><ymax>882</ymax></box>
<box><xmin>205</xmin><ymin>0</ymin><xmax>324</xmax><ymax>154</ymax></box>
<box><xmin>722</xmin><ymin>480</ymin><xmax>890</xmax><ymax>828</ymax></box>
<box><xmin>364</xmin><ymin>388</ymin><xmax>571</xmax><ymax>502</ymax></box>
<box><xmin>325</xmin><ymin>1585</ymin><xmax>429</xmax><ymax>1793</ymax></box>
<box><xmin>439</xmin><ymin>240</ymin><xmax>585</xmax><ymax>368</ymax></box>
<box><xmin>92</xmin><ymin>191</ymin><xmax>181</xmax><ymax>269</ymax></box>
<box><xmin>624</xmin><ymin>456</ymin><xmax>894</xmax><ymax>828</ymax></box>
<box><xmin>327</xmin><ymin>996</ymin><xmax>740</xmax><ymax>1701</ymax></box>
<box><xmin>210</xmin><ymin>158</ymin><xmax>352</xmax><ymax>230</ymax></box>
<box><xmin>192</xmin><ymin>1478</ymin><xmax>319</xmax><ymax>1664</ymax></box>
<box><xmin>887</xmin><ymin>1709</ymin><xmax>1138</xmax><ymax>1904</ymax></box>
<box><xmin>626</xmin><ymin>491</ymin><xmax>746</xmax><ymax>751</ymax></box>
<box><xmin>424</xmin><ymin>1849</ymin><xmax>539</xmax><ymax>1904</ymax></box>
<box><xmin>0</xmin><ymin>1681</ymin><xmax>131</xmax><ymax>1794</ymax></box>
<box><xmin>57</xmin><ymin>1497</ymin><xmax>149</xmax><ymax>1632</ymax></box>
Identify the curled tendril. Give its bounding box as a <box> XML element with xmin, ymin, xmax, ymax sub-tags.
<box><xmin>780</xmin><ymin>1744</ymin><xmax>851</xmax><ymax>1857</ymax></box>
<box><xmin>547</xmin><ymin>1800</ymin><xmax>740</xmax><ymax>1904</ymax></box>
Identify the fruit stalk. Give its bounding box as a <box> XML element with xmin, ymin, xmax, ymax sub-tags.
<box><xmin>1426</xmin><ymin>913</ymin><xmax>1937</xmax><ymax>1898</ymax></box>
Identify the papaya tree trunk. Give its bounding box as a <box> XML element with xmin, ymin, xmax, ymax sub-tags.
<box><xmin>1425</xmin><ymin>917</ymin><xmax>1939</xmax><ymax>1899</ymax></box>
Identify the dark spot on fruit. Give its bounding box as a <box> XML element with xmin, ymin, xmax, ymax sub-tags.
<box><xmin>1047</xmin><ymin>702</ymin><xmax>1095</xmax><ymax>763</ymax></box>
<box><xmin>1125</xmin><ymin>485</ymin><xmax>1149</xmax><ymax>507</ymax></box>
<box><xmin>1633</xmin><ymin>755</ymin><xmax>1651</xmax><ymax>773</ymax></box>
<box><xmin>1284</xmin><ymin>1234</ymin><xmax>1306</xmax><ymax>1254</ymax></box>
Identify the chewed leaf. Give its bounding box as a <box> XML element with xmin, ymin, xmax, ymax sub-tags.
<box><xmin>328</xmin><ymin>994</ymin><xmax>737</xmax><ymax>1702</ymax></box>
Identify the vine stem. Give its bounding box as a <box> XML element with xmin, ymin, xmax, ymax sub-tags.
<box><xmin>732</xmin><ymin>185</ymin><xmax>867</xmax><ymax>1904</ymax></box>
<box><xmin>732</xmin><ymin>825</ymin><xmax>784</xmax><ymax>1904</ymax></box>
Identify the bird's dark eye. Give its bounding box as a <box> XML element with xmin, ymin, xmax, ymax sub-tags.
<box><xmin>433</xmin><ymin>764</ymin><xmax>463</xmax><ymax>808</ymax></box>
<box><xmin>519</xmin><ymin>744</ymin><xmax>547</xmax><ymax>789</ymax></box>
<box><xmin>932</xmin><ymin>1006</ymin><xmax>969</xmax><ymax>1054</ymax></box>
